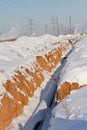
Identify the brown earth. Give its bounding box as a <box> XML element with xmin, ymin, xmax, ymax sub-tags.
<box><xmin>0</xmin><ymin>38</ymin><xmax>16</xmax><ymax>43</ymax></box>
<box><xmin>58</xmin><ymin>81</ymin><xmax>87</xmax><ymax>102</ymax></box>
<box><xmin>0</xmin><ymin>41</ymin><xmax>71</xmax><ymax>130</ymax></box>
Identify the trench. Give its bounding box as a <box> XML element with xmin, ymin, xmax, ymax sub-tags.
<box><xmin>40</xmin><ymin>42</ymin><xmax>76</xmax><ymax>130</ymax></box>
<box><xmin>23</xmin><ymin>40</ymin><xmax>77</xmax><ymax>130</ymax></box>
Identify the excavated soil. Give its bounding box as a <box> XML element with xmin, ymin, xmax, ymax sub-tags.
<box><xmin>0</xmin><ymin>41</ymin><xmax>71</xmax><ymax>130</ymax></box>
<box><xmin>58</xmin><ymin>81</ymin><xmax>87</xmax><ymax>101</ymax></box>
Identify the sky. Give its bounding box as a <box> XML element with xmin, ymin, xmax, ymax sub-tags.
<box><xmin>0</xmin><ymin>0</ymin><xmax>87</xmax><ymax>35</ymax></box>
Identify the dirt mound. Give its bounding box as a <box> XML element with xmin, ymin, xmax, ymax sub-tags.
<box><xmin>0</xmin><ymin>41</ymin><xmax>71</xmax><ymax>130</ymax></box>
<box><xmin>58</xmin><ymin>81</ymin><xmax>87</xmax><ymax>101</ymax></box>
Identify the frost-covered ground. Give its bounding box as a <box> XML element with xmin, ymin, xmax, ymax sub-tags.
<box><xmin>48</xmin><ymin>38</ymin><xmax>87</xmax><ymax>130</ymax></box>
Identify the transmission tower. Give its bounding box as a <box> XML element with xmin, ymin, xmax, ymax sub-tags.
<box><xmin>56</xmin><ymin>17</ymin><xmax>60</xmax><ymax>35</ymax></box>
<box><xmin>69</xmin><ymin>16</ymin><xmax>72</xmax><ymax>33</ymax></box>
<box><xmin>51</xmin><ymin>17</ymin><xmax>56</xmax><ymax>35</ymax></box>
<box><xmin>28</xmin><ymin>18</ymin><xmax>33</xmax><ymax>36</ymax></box>
<box><xmin>45</xmin><ymin>24</ymin><xmax>48</xmax><ymax>34</ymax></box>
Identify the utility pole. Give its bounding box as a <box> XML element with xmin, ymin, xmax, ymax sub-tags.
<box><xmin>56</xmin><ymin>17</ymin><xmax>60</xmax><ymax>35</ymax></box>
<box><xmin>28</xmin><ymin>18</ymin><xmax>33</xmax><ymax>36</ymax></box>
<box><xmin>69</xmin><ymin>16</ymin><xmax>72</xmax><ymax>34</ymax></box>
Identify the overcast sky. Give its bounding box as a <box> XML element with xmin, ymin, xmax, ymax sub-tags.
<box><xmin>0</xmin><ymin>0</ymin><xmax>87</xmax><ymax>34</ymax></box>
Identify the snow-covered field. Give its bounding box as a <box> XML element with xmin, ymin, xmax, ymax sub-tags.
<box><xmin>0</xmin><ymin>34</ymin><xmax>68</xmax><ymax>104</ymax></box>
<box><xmin>0</xmin><ymin>35</ymin><xmax>62</xmax><ymax>84</ymax></box>
<box><xmin>1</xmin><ymin>33</ymin><xmax>87</xmax><ymax>130</ymax></box>
<box><xmin>48</xmin><ymin>37</ymin><xmax>87</xmax><ymax>130</ymax></box>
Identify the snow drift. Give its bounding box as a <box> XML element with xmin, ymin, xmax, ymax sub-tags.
<box><xmin>0</xmin><ymin>34</ymin><xmax>73</xmax><ymax>130</ymax></box>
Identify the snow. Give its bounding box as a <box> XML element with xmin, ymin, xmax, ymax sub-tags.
<box><xmin>7</xmin><ymin>63</ymin><xmax>62</xmax><ymax>130</ymax></box>
<box><xmin>48</xmin><ymin>37</ymin><xmax>87</xmax><ymax>130</ymax></box>
<box><xmin>48</xmin><ymin>87</ymin><xmax>87</xmax><ymax>130</ymax></box>
<box><xmin>0</xmin><ymin>34</ymin><xmax>63</xmax><ymax>96</ymax></box>
<box><xmin>58</xmin><ymin>38</ymin><xmax>87</xmax><ymax>86</ymax></box>
<box><xmin>0</xmin><ymin>33</ymin><xmax>84</xmax><ymax>130</ymax></box>
<box><xmin>0</xmin><ymin>34</ymin><xmax>73</xmax><ymax>99</ymax></box>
